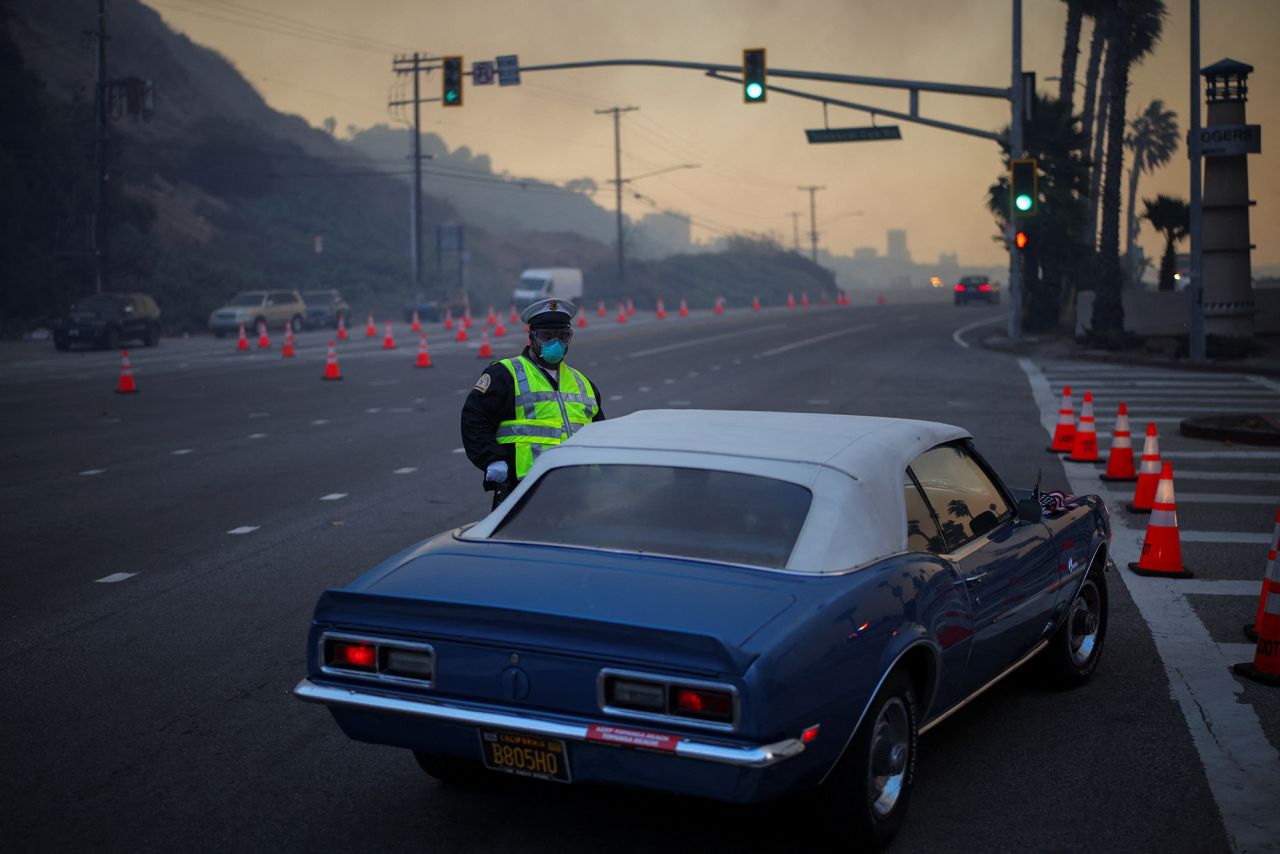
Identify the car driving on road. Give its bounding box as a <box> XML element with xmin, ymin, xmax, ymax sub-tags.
<box><xmin>954</xmin><ymin>275</ymin><xmax>1000</xmax><ymax>306</ymax></box>
<box><xmin>208</xmin><ymin>290</ymin><xmax>306</xmax><ymax>337</ymax></box>
<box><xmin>53</xmin><ymin>292</ymin><xmax>161</xmax><ymax>350</ymax></box>
<box><xmin>294</xmin><ymin>410</ymin><xmax>1111</xmax><ymax>850</ymax></box>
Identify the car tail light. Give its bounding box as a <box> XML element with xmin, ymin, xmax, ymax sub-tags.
<box><xmin>953</xmin><ymin>284</ymin><xmax>965</xmax><ymax>292</ymax></box>
<box><xmin>382</xmin><ymin>648</ymin><xmax>434</xmax><ymax>680</ymax></box>
<box><xmin>673</xmin><ymin>687</ymin><xmax>734</xmax><ymax>722</ymax></box>
<box><xmin>606</xmin><ymin>677</ymin><xmax>666</xmax><ymax>713</ymax></box>
<box><xmin>979</xmin><ymin>284</ymin><xmax>991</xmax><ymax>291</ymax></box>
<box><xmin>329</xmin><ymin>640</ymin><xmax>376</xmax><ymax>672</ymax></box>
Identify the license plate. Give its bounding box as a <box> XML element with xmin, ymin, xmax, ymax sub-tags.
<box><xmin>479</xmin><ymin>729</ymin><xmax>571</xmax><ymax>783</ymax></box>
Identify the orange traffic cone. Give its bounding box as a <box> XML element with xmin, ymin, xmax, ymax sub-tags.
<box><xmin>486</xmin><ymin>305</ymin><xmax>496</xmax><ymax>326</ymax></box>
<box><xmin>801</xmin><ymin>293</ymin><xmax>810</xmax><ymax>308</ymax></box>
<box><xmin>115</xmin><ymin>350</ymin><xmax>138</xmax><ymax>394</ymax></box>
<box><xmin>576</xmin><ymin>313</ymin><xmax>586</xmax><ymax>329</ymax></box>
<box><xmin>656</xmin><ymin>298</ymin><xmax>666</xmax><ymax>320</ymax></box>
<box><xmin>1128</xmin><ymin>423</ymin><xmax>1162</xmax><ymax>513</ymax></box>
<box><xmin>786</xmin><ymin>292</ymin><xmax>796</xmax><ymax>309</ymax></box>
<box><xmin>509</xmin><ymin>305</ymin><xmax>519</xmax><ymax>324</ymax></box>
<box><xmin>752</xmin><ymin>295</ymin><xmax>761</xmax><ymax>312</ymax></box>
<box><xmin>337</xmin><ymin>314</ymin><xmax>348</xmax><ymax>341</ymax></box>
<box><xmin>282</xmin><ymin>326</ymin><xmax>295</xmax><ymax>358</ymax></box>
<box><xmin>1100</xmin><ymin>403</ymin><xmax>1137</xmax><ymax>481</ymax></box>
<box><xmin>597</xmin><ymin>301</ymin><xmax>607</xmax><ymax>318</ymax></box>
<box><xmin>820</xmin><ymin>293</ymin><xmax>829</xmax><ymax>305</ymax></box>
<box><xmin>494</xmin><ymin>319</ymin><xmax>507</xmax><ymax>337</ymax></box>
<box><xmin>444</xmin><ymin>309</ymin><xmax>455</xmax><ymax>331</ymax></box>
<box><xmin>626</xmin><ymin>298</ymin><xmax>635</xmax><ymax>316</ymax></box>
<box><xmin>1245</xmin><ymin>508</ymin><xmax>1280</xmax><ymax>642</ymax></box>
<box><xmin>679</xmin><ymin>298</ymin><xmax>688</xmax><ymax>318</ymax></box>
<box><xmin>322</xmin><ymin>340</ymin><xmax>343</xmax><ymax>381</ymax></box>
<box><xmin>877</xmin><ymin>293</ymin><xmax>886</xmax><ymax>305</ymax></box>
<box><xmin>411</xmin><ymin>310</ymin><xmax>421</xmax><ymax>333</ymax></box>
<box><xmin>617</xmin><ymin>303</ymin><xmax>627</xmax><ymax>324</ymax></box>
<box><xmin>1069</xmin><ymin>391</ymin><xmax>1099</xmax><ymax>462</ymax></box>
<box><xmin>714</xmin><ymin>297</ymin><xmax>724</xmax><ymax>315</ymax></box>
<box><xmin>382</xmin><ymin>323</ymin><xmax>396</xmax><ymax>350</ymax></box>
<box><xmin>456</xmin><ymin>325</ymin><xmax>468</xmax><ymax>342</ymax></box>
<box><xmin>1129</xmin><ymin>462</ymin><xmax>1192</xmax><ymax>578</ymax></box>
<box><xmin>236</xmin><ymin>323</ymin><xmax>249</xmax><ymax>352</ymax></box>
<box><xmin>415</xmin><ymin>333</ymin><xmax>432</xmax><ymax>368</ymax></box>
<box><xmin>257</xmin><ymin>322</ymin><xmax>270</xmax><ymax>349</ymax></box>
<box><xmin>478</xmin><ymin>331</ymin><xmax>493</xmax><ymax>359</ymax></box>
<box><xmin>463</xmin><ymin>309</ymin><xmax>473</xmax><ymax>329</ymax></box>
<box><xmin>1233</xmin><ymin>590</ymin><xmax>1280</xmax><ymax>686</ymax></box>
<box><xmin>365</xmin><ymin>314</ymin><xmax>377</xmax><ymax>338</ymax></box>
<box><xmin>1047</xmin><ymin>386</ymin><xmax>1075</xmax><ymax>452</ymax></box>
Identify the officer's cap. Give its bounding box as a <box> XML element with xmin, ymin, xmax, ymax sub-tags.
<box><xmin>521</xmin><ymin>298</ymin><xmax>577</xmax><ymax>329</ymax></box>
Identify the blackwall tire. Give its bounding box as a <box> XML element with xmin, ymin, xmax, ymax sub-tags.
<box><xmin>1041</xmin><ymin>564</ymin><xmax>1109</xmax><ymax>688</ymax></box>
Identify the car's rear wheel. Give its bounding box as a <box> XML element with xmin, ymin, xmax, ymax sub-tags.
<box><xmin>412</xmin><ymin>750</ymin><xmax>491</xmax><ymax>786</ymax></box>
<box><xmin>1041</xmin><ymin>562</ymin><xmax>1108</xmax><ymax>688</ymax></box>
<box><xmin>818</xmin><ymin>671</ymin><xmax>918</xmax><ymax>851</ymax></box>
<box><xmin>290</xmin><ymin>315</ymin><xmax>303</xmax><ymax>333</ymax></box>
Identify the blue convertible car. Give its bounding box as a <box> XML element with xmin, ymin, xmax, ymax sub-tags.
<box><xmin>295</xmin><ymin>411</ymin><xmax>1111</xmax><ymax>849</ymax></box>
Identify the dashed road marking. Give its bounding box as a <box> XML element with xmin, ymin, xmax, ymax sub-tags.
<box><xmin>711</xmin><ymin>365</ymin><xmax>721</xmax><ymax>371</ymax></box>
<box><xmin>227</xmin><ymin>526</ymin><xmax>260</xmax><ymax>535</ymax></box>
<box><xmin>760</xmin><ymin>323</ymin><xmax>876</xmax><ymax>357</ymax></box>
<box><xmin>95</xmin><ymin>572</ymin><xmax>137</xmax><ymax>584</ymax></box>
<box><xmin>629</xmin><ymin>323</ymin><xmax>787</xmax><ymax>358</ymax></box>
<box><xmin>609</xmin><ymin>395</ymin><xmax>623</xmax><ymax>401</ymax></box>
<box><xmin>248</xmin><ymin>433</ymin><xmax>267</xmax><ymax>439</ymax></box>
<box><xmin>394</xmin><ymin>467</ymin><xmax>417</xmax><ymax>474</ymax></box>
<box><xmin>638</xmin><ymin>386</ymin><xmax>651</xmax><ymax>392</ymax></box>
<box><xmin>171</xmin><ymin>449</ymin><xmax>193</xmax><ymax>456</ymax></box>
<box><xmin>366</xmin><ymin>407</ymin><xmax>382</xmax><ymax>414</ymax></box>
<box><xmin>310</xmin><ymin>419</ymin><xmax>329</xmax><ymax>426</ymax></box>
<box><xmin>451</xmin><ymin>448</ymin><xmax>465</xmax><ymax>454</ymax></box>
<box><xmin>319</xmin><ymin>493</ymin><xmax>347</xmax><ymax>501</ymax></box>
<box><xmin>687</xmin><ymin>371</ymin><xmax>699</xmax><ymax>378</ymax></box>
<box><xmin>79</xmin><ymin>469</ymin><xmax>105</xmax><ymax>476</ymax></box>
<box><xmin>248</xmin><ymin>412</ymin><xmax>270</xmax><ymax>419</ymax></box>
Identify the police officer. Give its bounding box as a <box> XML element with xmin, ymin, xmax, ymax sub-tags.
<box><xmin>461</xmin><ymin>298</ymin><xmax>604</xmax><ymax>507</ymax></box>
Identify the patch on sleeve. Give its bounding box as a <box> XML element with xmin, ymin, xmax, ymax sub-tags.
<box><xmin>472</xmin><ymin>372</ymin><xmax>492</xmax><ymax>394</ymax></box>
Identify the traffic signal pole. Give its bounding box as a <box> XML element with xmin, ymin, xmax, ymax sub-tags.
<box><xmin>1008</xmin><ymin>0</ymin><xmax>1024</xmax><ymax>341</ymax></box>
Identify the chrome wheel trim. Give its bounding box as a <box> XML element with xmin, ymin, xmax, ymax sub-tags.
<box><xmin>1068</xmin><ymin>579</ymin><xmax>1102</xmax><ymax>666</ymax></box>
<box><xmin>867</xmin><ymin>696</ymin><xmax>910</xmax><ymax>818</ymax></box>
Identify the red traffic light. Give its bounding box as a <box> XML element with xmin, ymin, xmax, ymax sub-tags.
<box><xmin>1014</xmin><ymin>230</ymin><xmax>1029</xmax><ymax>250</ymax></box>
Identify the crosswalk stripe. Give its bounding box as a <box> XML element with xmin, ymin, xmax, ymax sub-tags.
<box><xmin>1113</xmin><ymin>492</ymin><xmax>1277</xmax><ymax>505</ymax></box>
<box><xmin>1179</xmin><ymin>530</ymin><xmax>1273</xmax><ymax>544</ymax></box>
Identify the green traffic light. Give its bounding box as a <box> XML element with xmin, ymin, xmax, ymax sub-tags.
<box><xmin>745</xmin><ymin>82</ymin><xmax>764</xmax><ymax>100</ymax></box>
<box><xmin>1014</xmin><ymin>194</ymin><xmax>1033</xmax><ymax>212</ymax></box>
<box><xmin>446</xmin><ymin>91</ymin><xmax>457</xmax><ymax>102</ymax></box>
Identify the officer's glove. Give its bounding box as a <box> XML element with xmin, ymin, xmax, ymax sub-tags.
<box><xmin>485</xmin><ymin>461</ymin><xmax>509</xmax><ymax>483</ymax></box>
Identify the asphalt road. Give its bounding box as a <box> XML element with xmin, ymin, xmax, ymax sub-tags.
<box><xmin>1</xmin><ymin>301</ymin><xmax>1271</xmax><ymax>852</ymax></box>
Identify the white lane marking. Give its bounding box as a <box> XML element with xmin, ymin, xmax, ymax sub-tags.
<box><xmin>664</xmin><ymin>378</ymin><xmax>676</xmax><ymax>384</ymax></box>
<box><xmin>1250</xmin><ymin>375</ymin><xmax>1280</xmax><ymax>393</ymax></box>
<box><xmin>394</xmin><ymin>467</ymin><xmax>417</xmax><ymax>474</ymax></box>
<box><xmin>366</xmin><ymin>407</ymin><xmax>382</xmax><ymax>414</ymax></box>
<box><xmin>248</xmin><ymin>433</ymin><xmax>267</xmax><ymax>439</ymax></box>
<box><xmin>1172</xmin><ymin>471</ymin><xmax>1280</xmax><ymax>483</ymax></box>
<box><xmin>687</xmin><ymin>371</ymin><xmax>700</xmax><ymax>378</ymax></box>
<box><xmin>248</xmin><ymin>412</ymin><xmax>270</xmax><ymax>418</ymax></box>
<box><xmin>732</xmin><ymin>359</ymin><xmax>742</xmax><ymax>365</ymax></box>
<box><xmin>1178</xmin><ymin>580</ymin><xmax>1266</xmax><ymax>596</ymax></box>
<box><xmin>95</xmin><ymin>572</ymin><xmax>137</xmax><ymax>583</ymax></box>
<box><xmin>609</xmin><ymin>395</ymin><xmax>624</xmax><ymax>401</ymax></box>
<box><xmin>310</xmin><ymin>419</ymin><xmax>329</xmax><ymax>426</ymax></box>
<box><xmin>1113</xmin><ymin>493</ymin><xmax>1279</xmax><ymax>505</ymax></box>
<box><xmin>668</xmin><ymin>400</ymin><xmax>692</xmax><ymax>406</ymax></box>
<box><xmin>711</xmin><ymin>365</ymin><xmax>721</xmax><ymax>371</ymax></box>
<box><xmin>1021</xmin><ymin>356</ymin><xmax>1280</xmax><ymax>852</ymax></box>
<box><xmin>759</xmin><ymin>323</ymin><xmax>876</xmax><ymax>358</ymax></box>
<box><xmin>227</xmin><ymin>526</ymin><xmax>260</xmax><ymax>535</ymax></box>
<box><xmin>79</xmin><ymin>469</ymin><xmax>105</xmax><ymax>476</ymax></box>
<box><xmin>629</xmin><ymin>323</ymin><xmax>787</xmax><ymax>358</ymax></box>
<box><xmin>1163</xmin><ymin>451</ymin><xmax>1280</xmax><ymax>460</ymax></box>
<box><xmin>319</xmin><ymin>493</ymin><xmax>347</xmax><ymax>501</ymax></box>
<box><xmin>1180</xmin><ymin>530</ymin><xmax>1274</xmax><ymax>545</ymax></box>
<box><xmin>451</xmin><ymin>448</ymin><xmax>465</xmax><ymax>454</ymax></box>
<box><xmin>171</xmin><ymin>449</ymin><xmax>194</xmax><ymax>456</ymax></box>
<box><xmin>951</xmin><ymin>314</ymin><xmax>1004</xmax><ymax>349</ymax></box>
<box><xmin>806</xmin><ymin>399</ymin><xmax>831</xmax><ymax>406</ymax></box>
<box><xmin>1094</xmin><ymin>406</ymin><xmax>1280</xmax><ymax>414</ymax></box>
<box><xmin>638</xmin><ymin>386</ymin><xmax>651</xmax><ymax>392</ymax></box>
<box><xmin>1221</xmin><ymin>643</ymin><xmax>1262</xmax><ymax>663</ymax></box>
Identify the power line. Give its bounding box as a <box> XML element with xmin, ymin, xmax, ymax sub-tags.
<box><xmin>148</xmin><ymin>1</ymin><xmax>411</xmax><ymax>55</ymax></box>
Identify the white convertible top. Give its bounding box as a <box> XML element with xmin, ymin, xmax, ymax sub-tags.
<box><xmin>466</xmin><ymin>410</ymin><xmax>971</xmax><ymax>573</ymax></box>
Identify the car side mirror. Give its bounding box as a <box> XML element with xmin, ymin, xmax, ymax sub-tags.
<box><xmin>1016</xmin><ymin>498</ymin><xmax>1042</xmax><ymax>524</ymax></box>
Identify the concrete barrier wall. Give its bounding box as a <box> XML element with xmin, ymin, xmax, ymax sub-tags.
<box><xmin>1076</xmin><ymin>286</ymin><xmax>1280</xmax><ymax>336</ymax></box>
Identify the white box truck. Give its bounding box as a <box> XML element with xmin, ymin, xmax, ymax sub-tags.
<box><xmin>512</xmin><ymin>268</ymin><xmax>583</xmax><ymax>311</ymax></box>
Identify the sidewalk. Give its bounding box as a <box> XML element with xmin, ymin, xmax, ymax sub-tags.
<box><xmin>982</xmin><ymin>330</ymin><xmax>1280</xmax><ymax>380</ymax></box>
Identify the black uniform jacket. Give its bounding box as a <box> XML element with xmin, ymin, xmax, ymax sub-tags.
<box><xmin>460</xmin><ymin>346</ymin><xmax>605</xmax><ymax>484</ymax></box>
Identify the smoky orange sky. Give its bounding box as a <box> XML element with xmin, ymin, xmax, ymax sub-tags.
<box><xmin>144</xmin><ymin>0</ymin><xmax>1279</xmax><ymax>270</ymax></box>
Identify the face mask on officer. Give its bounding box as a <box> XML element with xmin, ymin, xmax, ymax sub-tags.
<box><xmin>532</xmin><ymin>328</ymin><xmax>571</xmax><ymax>365</ymax></box>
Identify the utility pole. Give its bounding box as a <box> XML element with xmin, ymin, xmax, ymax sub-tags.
<box><xmin>789</xmin><ymin>212</ymin><xmax>802</xmax><ymax>252</ymax></box>
<box><xmin>93</xmin><ymin>0</ymin><xmax>108</xmax><ymax>294</ymax></box>
<box><xmin>390</xmin><ymin>53</ymin><xmax>440</xmax><ymax>291</ymax></box>
<box><xmin>1188</xmin><ymin>0</ymin><xmax>1205</xmax><ymax>361</ymax></box>
<box><xmin>1007</xmin><ymin>0</ymin><xmax>1024</xmax><ymax>341</ymax></box>
<box><xmin>595</xmin><ymin>105</ymin><xmax>638</xmax><ymax>287</ymax></box>
<box><xmin>798</xmin><ymin>185</ymin><xmax>825</xmax><ymax>264</ymax></box>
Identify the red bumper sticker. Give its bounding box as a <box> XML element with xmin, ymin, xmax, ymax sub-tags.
<box><xmin>586</xmin><ymin>725</ymin><xmax>680</xmax><ymax>752</ymax></box>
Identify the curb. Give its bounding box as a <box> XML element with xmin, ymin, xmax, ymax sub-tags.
<box><xmin>979</xmin><ymin>335</ymin><xmax>1280</xmax><ymax>379</ymax></box>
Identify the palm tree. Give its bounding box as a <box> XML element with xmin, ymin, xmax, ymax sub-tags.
<box><xmin>1058</xmin><ymin>0</ymin><xmax>1086</xmax><ymax>108</ymax></box>
<box><xmin>1079</xmin><ymin>2</ymin><xmax>1109</xmax><ymax>153</ymax></box>
<box><xmin>1124</xmin><ymin>100</ymin><xmax>1179</xmax><ymax>284</ymax></box>
<box><xmin>1141</xmin><ymin>195</ymin><xmax>1190</xmax><ymax>291</ymax></box>
<box><xmin>1091</xmin><ymin>0</ymin><xmax>1166</xmax><ymax>335</ymax></box>
<box><xmin>1081</xmin><ymin>1</ymin><xmax>1110</xmax><ymax>245</ymax></box>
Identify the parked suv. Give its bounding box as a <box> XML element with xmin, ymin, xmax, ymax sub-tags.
<box><xmin>302</xmin><ymin>289</ymin><xmax>351</xmax><ymax>329</ymax></box>
<box><xmin>954</xmin><ymin>276</ymin><xmax>1000</xmax><ymax>305</ymax></box>
<box><xmin>209</xmin><ymin>290</ymin><xmax>306</xmax><ymax>337</ymax></box>
<box><xmin>53</xmin><ymin>292</ymin><xmax>161</xmax><ymax>350</ymax></box>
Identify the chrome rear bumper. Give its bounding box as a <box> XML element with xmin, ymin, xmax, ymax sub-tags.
<box><xmin>294</xmin><ymin>678</ymin><xmax>805</xmax><ymax>769</ymax></box>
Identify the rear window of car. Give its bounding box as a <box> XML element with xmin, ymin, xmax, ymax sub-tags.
<box><xmin>491</xmin><ymin>464</ymin><xmax>812</xmax><ymax>569</ymax></box>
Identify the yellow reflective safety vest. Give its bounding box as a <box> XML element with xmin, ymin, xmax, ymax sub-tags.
<box><xmin>495</xmin><ymin>355</ymin><xmax>599</xmax><ymax>478</ymax></box>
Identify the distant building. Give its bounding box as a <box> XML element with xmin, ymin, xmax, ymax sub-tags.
<box><xmin>853</xmin><ymin>246</ymin><xmax>878</xmax><ymax>260</ymax></box>
<box><xmin>937</xmin><ymin>252</ymin><xmax>959</xmax><ymax>269</ymax></box>
<box><xmin>887</xmin><ymin>230</ymin><xmax>911</xmax><ymax>265</ymax></box>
